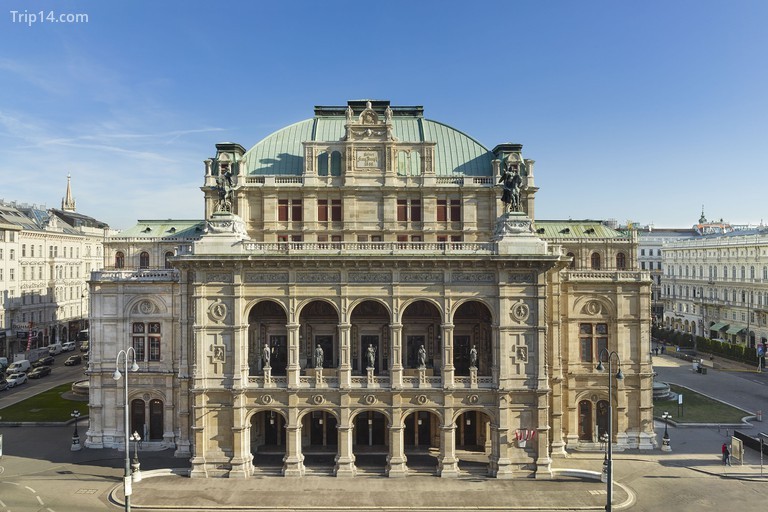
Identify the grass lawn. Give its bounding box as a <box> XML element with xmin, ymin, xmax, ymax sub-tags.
<box><xmin>0</xmin><ymin>382</ymin><xmax>84</xmax><ymax>422</ymax></box>
<box><xmin>654</xmin><ymin>384</ymin><xmax>748</xmax><ymax>424</ymax></box>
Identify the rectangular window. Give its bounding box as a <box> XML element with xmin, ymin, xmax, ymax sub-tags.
<box><xmin>291</xmin><ymin>199</ymin><xmax>303</xmax><ymax>221</ymax></box>
<box><xmin>450</xmin><ymin>200</ymin><xmax>461</xmax><ymax>221</ymax></box>
<box><xmin>278</xmin><ymin>199</ymin><xmax>302</xmax><ymax>221</ymax></box>
<box><xmin>437</xmin><ymin>200</ymin><xmax>447</xmax><ymax>222</ymax></box>
<box><xmin>22</xmin><ymin>244</ymin><xmax>26</xmax><ymax>257</ymax></box>
<box><xmin>278</xmin><ymin>199</ymin><xmax>289</xmax><ymax>221</ymax></box>
<box><xmin>132</xmin><ymin>336</ymin><xmax>146</xmax><ymax>362</ymax></box>
<box><xmin>580</xmin><ymin>323</ymin><xmax>608</xmax><ymax>363</ymax></box>
<box><xmin>330</xmin><ymin>199</ymin><xmax>342</xmax><ymax>221</ymax></box>
<box><xmin>30</xmin><ymin>245</ymin><xmax>34</xmax><ymax>257</ymax></box>
<box><xmin>397</xmin><ymin>199</ymin><xmax>407</xmax><ymax>221</ymax></box>
<box><xmin>9</xmin><ymin>269</ymin><xmax>14</xmax><ymax>281</ymax></box>
<box><xmin>318</xmin><ymin>199</ymin><xmax>328</xmax><ymax>222</ymax></box>
<box><xmin>149</xmin><ymin>337</ymin><xmax>161</xmax><ymax>361</ymax></box>
<box><xmin>411</xmin><ymin>200</ymin><xmax>421</xmax><ymax>221</ymax></box>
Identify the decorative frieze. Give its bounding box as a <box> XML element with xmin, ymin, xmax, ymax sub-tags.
<box><xmin>348</xmin><ymin>271</ymin><xmax>391</xmax><ymax>283</ymax></box>
<box><xmin>245</xmin><ymin>272</ymin><xmax>289</xmax><ymax>283</ymax></box>
<box><xmin>206</xmin><ymin>272</ymin><xmax>233</xmax><ymax>283</ymax></box>
<box><xmin>297</xmin><ymin>272</ymin><xmax>340</xmax><ymax>283</ymax></box>
<box><xmin>401</xmin><ymin>272</ymin><xmax>443</xmax><ymax>283</ymax></box>
<box><xmin>507</xmin><ymin>272</ymin><xmax>535</xmax><ymax>283</ymax></box>
<box><xmin>453</xmin><ymin>272</ymin><xmax>495</xmax><ymax>283</ymax></box>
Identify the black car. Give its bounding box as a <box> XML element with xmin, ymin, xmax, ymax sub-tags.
<box><xmin>33</xmin><ymin>356</ymin><xmax>55</xmax><ymax>368</ymax></box>
<box><xmin>28</xmin><ymin>365</ymin><xmax>52</xmax><ymax>379</ymax></box>
<box><xmin>64</xmin><ymin>354</ymin><xmax>82</xmax><ymax>366</ymax></box>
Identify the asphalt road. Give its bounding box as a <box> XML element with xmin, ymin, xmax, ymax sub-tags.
<box><xmin>0</xmin><ymin>350</ymin><xmax>87</xmax><ymax>410</ymax></box>
<box><xmin>0</xmin><ymin>353</ymin><xmax>767</xmax><ymax>512</ymax></box>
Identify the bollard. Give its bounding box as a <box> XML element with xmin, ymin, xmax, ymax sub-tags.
<box><xmin>757</xmin><ymin>410</ymin><xmax>763</xmax><ymax>422</ymax></box>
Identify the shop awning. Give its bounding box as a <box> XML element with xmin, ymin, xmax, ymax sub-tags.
<box><xmin>710</xmin><ymin>322</ymin><xmax>729</xmax><ymax>331</ymax></box>
<box><xmin>726</xmin><ymin>326</ymin><xmax>745</xmax><ymax>335</ymax></box>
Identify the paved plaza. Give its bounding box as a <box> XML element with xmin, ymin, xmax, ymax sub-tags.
<box><xmin>1</xmin><ymin>353</ymin><xmax>768</xmax><ymax>511</ymax></box>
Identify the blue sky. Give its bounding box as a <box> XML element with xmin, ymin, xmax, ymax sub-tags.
<box><xmin>1</xmin><ymin>0</ymin><xmax>766</xmax><ymax>230</ymax></box>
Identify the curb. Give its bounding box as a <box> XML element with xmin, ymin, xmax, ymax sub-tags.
<box><xmin>108</xmin><ymin>468</ymin><xmax>636</xmax><ymax>511</ymax></box>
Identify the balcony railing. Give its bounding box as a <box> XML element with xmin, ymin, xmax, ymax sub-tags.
<box><xmin>91</xmin><ymin>268</ymin><xmax>180</xmax><ymax>282</ymax></box>
<box><xmin>240</xmin><ymin>241</ymin><xmax>497</xmax><ymax>255</ymax></box>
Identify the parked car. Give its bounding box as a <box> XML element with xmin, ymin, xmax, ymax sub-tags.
<box><xmin>64</xmin><ymin>354</ymin><xmax>82</xmax><ymax>366</ymax></box>
<box><xmin>48</xmin><ymin>343</ymin><xmax>63</xmax><ymax>355</ymax></box>
<box><xmin>33</xmin><ymin>356</ymin><xmax>56</xmax><ymax>368</ymax></box>
<box><xmin>62</xmin><ymin>341</ymin><xmax>77</xmax><ymax>352</ymax></box>
<box><xmin>7</xmin><ymin>372</ymin><xmax>28</xmax><ymax>387</ymax></box>
<box><xmin>0</xmin><ymin>379</ymin><xmax>8</xmax><ymax>391</ymax></box>
<box><xmin>28</xmin><ymin>366</ymin><xmax>52</xmax><ymax>379</ymax></box>
<box><xmin>5</xmin><ymin>360</ymin><xmax>31</xmax><ymax>375</ymax></box>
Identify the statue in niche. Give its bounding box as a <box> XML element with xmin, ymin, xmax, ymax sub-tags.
<box><xmin>366</xmin><ymin>344</ymin><xmax>376</xmax><ymax>369</ymax></box>
<box><xmin>262</xmin><ymin>343</ymin><xmax>271</xmax><ymax>368</ymax></box>
<box><xmin>215</xmin><ymin>166</ymin><xmax>234</xmax><ymax>213</ymax></box>
<box><xmin>499</xmin><ymin>159</ymin><xmax>523</xmax><ymax>213</ymax></box>
<box><xmin>469</xmin><ymin>345</ymin><xmax>478</xmax><ymax>368</ymax></box>
<box><xmin>346</xmin><ymin>106</ymin><xmax>354</xmax><ymax>121</ymax></box>
<box><xmin>314</xmin><ymin>344</ymin><xmax>324</xmax><ymax>369</ymax></box>
<box><xmin>417</xmin><ymin>344</ymin><xmax>427</xmax><ymax>369</ymax></box>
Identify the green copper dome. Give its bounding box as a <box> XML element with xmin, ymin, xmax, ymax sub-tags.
<box><xmin>242</xmin><ymin>101</ymin><xmax>493</xmax><ymax>177</ymax></box>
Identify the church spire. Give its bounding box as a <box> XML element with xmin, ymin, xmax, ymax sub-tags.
<box><xmin>62</xmin><ymin>174</ymin><xmax>76</xmax><ymax>211</ymax></box>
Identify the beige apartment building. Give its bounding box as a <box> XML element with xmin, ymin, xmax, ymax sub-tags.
<box><xmin>85</xmin><ymin>100</ymin><xmax>654</xmax><ymax>479</ymax></box>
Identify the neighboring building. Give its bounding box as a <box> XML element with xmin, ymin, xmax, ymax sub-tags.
<box><xmin>0</xmin><ymin>176</ymin><xmax>109</xmax><ymax>359</ymax></box>
<box><xmin>635</xmin><ymin>226</ymin><xmax>697</xmax><ymax>323</ymax></box>
<box><xmin>86</xmin><ymin>100</ymin><xmax>654</xmax><ymax>479</ymax></box>
<box><xmin>662</xmin><ymin>226</ymin><xmax>768</xmax><ymax>348</ymax></box>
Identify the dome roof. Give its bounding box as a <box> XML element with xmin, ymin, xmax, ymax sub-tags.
<box><xmin>242</xmin><ymin>102</ymin><xmax>493</xmax><ymax>177</ymax></box>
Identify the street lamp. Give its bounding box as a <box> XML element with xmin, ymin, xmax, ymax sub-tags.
<box><xmin>70</xmin><ymin>409</ymin><xmax>81</xmax><ymax>451</ymax></box>
<box><xmin>661</xmin><ymin>411</ymin><xmax>671</xmax><ymax>452</ymax></box>
<box><xmin>596</xmin><ymin>349</ymin><xmax>623</xmax><ymax>512</ymax></box>
<box><xmin>114</xmin><ymin>347</ymin><xmax>139</xmax><ymax>512</ymax></box>
<box><xmin>130</xmin><ymin>431</ymin><xmax>142</xmax><ymax>482</ymax></box>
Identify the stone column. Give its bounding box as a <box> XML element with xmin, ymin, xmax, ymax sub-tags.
<box><xmin>437</xmin><ymin>423</ymin><xmax>460</xmax><ymax>477</ymax></box>
<box><xmin>441</xmin><ymin>323</ymin><xmax>455</xmax><ymax>389</ymax></box>
<box><xmin>334</xmin><ymin>425</ymin><xmax>357</xmax><ymax>477</ymax></box>
<box><xmin>390</xmin><ymin>323</ymin><xmax>403</xmax><ymax>389</ymax></box>
<box><xmin>493</xmin><ymin>399</ymin><xmax>514</xmax><ymax>479</ymax></box>
<box><xmin>338</xmin><ymin>323</ymin><xmax>351</xmax><ymax>389</ymax></box>
<box><xmin>228</xmin><ymin>392</ymin><xmax>250</xmax><ymax>478</ymax></box>
<box><xmin>386</xmin><ymin>412</ymin><xmax>408</xmax><ymax>477</ymax></box>
<box><xmin>282</xmin><ymin>409</ymin><xmax>304</xmax><ymax>477</ymax></box>
<box><xmin>287</xmin><ymin>323</ymin><xmax>300</xmax><ymax>388</ymax></box>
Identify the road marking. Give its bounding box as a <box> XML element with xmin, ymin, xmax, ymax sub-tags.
<box><xmin>37</xmin><ymin>495</ymin><xmax>44</xmax><ymax>505</ymax></box>
<box><xmin>0</xmin><ymin>499</ymin><xmax>5</xmax><ymax>506</ymax></box>
<box><xmin>25</xmin><ymin>486</ymin><xmax>36</xmax><ymax>493</ymax></box>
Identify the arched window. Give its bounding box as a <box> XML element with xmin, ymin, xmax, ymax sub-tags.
<box><xmin>591</xmin><ymin>253</ymin><xmax>601</xmax><ymax>270</ymax></box>
<box><xmin>741</xmin><ymin>266</ymin><xmax>746</xmax><ymax>280</ymax></box>
<box><xmin>723</xmin><ymin>266</ymin><xmax>728</xmax><ymax>279</ymax></box>
<box><xmin>316</xmin><ymin>151</ymin><xmax>329</xmax><ymax>176</ymax></box>
<box><xmin>164</xmin><ymin>251</ymin><xmax>174</xmax><ymax>269</ymax></box>
<box><xmin>330</xmin><ymin>151</ymin><xmax>342</xmax><ymax>176</ymax></box>
<box><xmin>750</xmin><ymin>266</ymin><xmax>755</xmax><ymax>280</ymax></box>
<box><xmin>115</xmin><ymin>252</ymin><xmax>125</xmax><ymax>269</ymax></box>
<box><xmin>139</xmin><ymin>251</ymin><xmax>150</xmax><ymax>269</ymax></box>
<box><xmin>616</xmin><ymin>252</ymin><xmax>626</xmax><ymax>270</ymax></box>
<box><xmin>567</xmin><ymin>252</ymin><xmax>576</xmax><ymax>269</ymax></box>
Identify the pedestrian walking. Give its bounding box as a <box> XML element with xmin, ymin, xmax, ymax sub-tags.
<box><xmin>722</xmin><ymin>443</ymin><xmax>731</xmax><ymax>466</ymax></box>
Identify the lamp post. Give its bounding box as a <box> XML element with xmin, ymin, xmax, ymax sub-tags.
<box><xmin>596</xmin><ymin>349</ymin><xmax>623</xmax><ymax>512</ymax></box>
<box><xmin>114</xmin><ymin>347</ymin><xmax>139</xmax><ymax>512</ymax></box>
<box><xmin>661</xmin><ymin>411</ymin><xmax>671</xmax><ymax>452</ymax></box>
<box><xmin>130</xmin><ymin>431</ymin><xmax>142</xmax><ymax>482</ymax></box>
<box><xmin>70</xmin><ymin>409</ymin><xmax>81</xmax><ymax>451</ymax></box>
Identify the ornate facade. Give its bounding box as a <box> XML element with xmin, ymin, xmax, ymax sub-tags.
<box><xmin>85</xmin><ymin>100</ymin><xmax>655</xmax><ymax>479</ymax></box>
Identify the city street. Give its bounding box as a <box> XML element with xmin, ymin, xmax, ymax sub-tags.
<box><xmin>1</xmin><ymin>353</ymin><xmax>767</xmax><ymax>511</ymax></box>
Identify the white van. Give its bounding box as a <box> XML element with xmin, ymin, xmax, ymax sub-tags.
<box><xmin>48</xmin><ymin>343</ymin><xmax>63</xmax><ymax>355</ymax></box>
<box><xmin>6</xmin><ymin>360</ymin><xmax>31</xmax><ymax>375</ymax></box>
<box><xmin>62</xmin><ymin>341</ymin><xmax>77</xmax><ymax>352</ymax></box>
